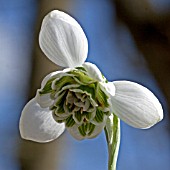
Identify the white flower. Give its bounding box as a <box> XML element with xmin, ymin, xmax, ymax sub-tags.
<box><xmin>19</xmin><ymin>10</ymin><xmax>163</xmax><ymax>142</ymax></box>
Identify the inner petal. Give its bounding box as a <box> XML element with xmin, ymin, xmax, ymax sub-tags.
<box><xmin>83</xmin><ymin>98</ymin><xmax>90</xmax><ymax>111</ymax></box>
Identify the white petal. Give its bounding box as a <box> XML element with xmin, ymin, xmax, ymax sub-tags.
<box><xmin>111</xmin><ymin>81</ymin><xmax>163</xmax><ymax>129</ymax></box>
<box><xmin>39</xmin><ymin>10</ymin><xmax>88</xmax><ymax>68</ymax></box>
<box><xmin>35</xmin><ymin>91</ymin><xmax>54</xmax><ymax>108</ymax></box>
<box><xmin>82</xmin><ymin>62</ymin><xmax>105</xmax><ymax>82</ymax></box>
<box><xmin>19</xmin><ymin>98</ymin><xmax>65</xmax><ymax>143</ymax></box>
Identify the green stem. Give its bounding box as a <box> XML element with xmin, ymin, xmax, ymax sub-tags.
<box><xmin>104</xmin><ymin>114</ymin><xmax>120</xmax><ymax>170</ymax></box>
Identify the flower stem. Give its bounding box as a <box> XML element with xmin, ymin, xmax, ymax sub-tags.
<box><xmin>104</xmin><ymin>114</ymin><xmax>120</xmax><ymax>170</ymax></box>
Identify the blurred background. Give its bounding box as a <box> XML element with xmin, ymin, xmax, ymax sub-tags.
<box><xmin>0</xmin><ymin>0</ymin><xmax>170</xmax><ymax>170</ymax></box>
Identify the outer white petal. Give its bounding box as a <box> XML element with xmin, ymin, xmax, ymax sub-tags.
<box><xmin>111</xmin><ymin>81</ymin><xmax>163</xmax><ymax>129</ymax></box>
<box><xmin>19</xmin><ymin>98</ymin><xmax>65</xmax><ymax>143</ymax></box>
<box><xmin>82</xmin><ymin>62</ymin><xmax>105</xmax><ymax>82</ymax></box>
<box><xmin>39</xmin><ymin>10</ymin><xmax>88</xmax><ymax>68</ymax></box>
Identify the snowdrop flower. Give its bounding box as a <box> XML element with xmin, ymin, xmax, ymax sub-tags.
<box><xmin>19</xmin><ymin>10</ymin><xmax>163</xmax><ymax>143</ymax></box>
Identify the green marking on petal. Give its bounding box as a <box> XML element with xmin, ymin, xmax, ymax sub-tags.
<box><xmin>75</xmin><ymin>67</ymin><xmax>87</xmax><ymax>72</ymax></box>
<box><xmin>56</xmin><ymin>105</ymin><xmax>65</xmax><ymax>114</ymax></box>
<box><xmin>82</xmin><ymin>123</ymin><xmax>86</xmax><ymax>134</ymax></box>
<box><xmin>68</xmin><ymin>70</ymin><xmax>95</xmax><ymax>85</ymax></box>
<box><xmin>54</xmin><ymin>92</ymin><xmax>68</xmax><ymax>115</ymax></box>
<box><xmin>101</xmin><ymin>73</ymin><xmax>108</xmax><ymax>83</ymax></box>
<box><xmin>50</xmin><ymin>105</ymin><xmax>57</xmax><ymax>110</ymax></box>
<box><xmin>78</xmin><ymin>123</ymin><xmax>96</xmax><ymax>137</ymax></box>
<box><xmin>56</xmin><ymin>120</ymin><xmax>65</xmax><ymax>123</ymax></box>
<box><xmin>39</xmin><ymin>77</ymin><xmax>56</xmax><ymax>95</ymax></box>
<box><xmin>55</xmin><ymin>76</ymin><xmax>76</xmax><ymax>91</ymax></box>
<box><xmin>95</xmin><ymin>108</ymin><xmax>104</xmax><ymax>122</ymax></box>
<box><xmin>96</xmin><ymin>83</ymin><xmax>109</xmax><ymax>107</ymax></box>
<box><xmin>65</xmin><ymin>115</ymin><xmax>75</xmax><ymax>127</ymax></box>
<box><xmin>88</xmin><ymin>123</ymin><xmax>95</xmax><ymax>136</ymax></box>
<box><xmin>55</xmin><ymin>91</ymin><xmax>67</xmax><ymax>106</ymax></box>
<box><xmin>50</xmin><ymin>91</ymin><xmax>57</xmax><ymax>99</ymax></box>
<box><xmin>104</xmin><ymin>111</ymin><xmax>110</xmax><ymax>116</ymax></box>
<box><xmin>83</xmin><ymin>111</ymin><xmax>92</xmax><ymax>120</ymax></box>
<box><xmin>74</xmin><ymin>110</ymin><xmax>83</xmax><ymax>122</ymax></box>
<box><xmin>53</xmin><ymin>112</ymin><xmax>67</xmax><ymax>122</ymax></box>
<box><xmin>84</xmin><ymin>123</ymin><xmax>88</xmax><ymax>131</ymax></box>
<box><xmin>78</xmin><ymin>125</ymin><xmax>86</xmax><ymax>136</ymax></box>
<box><xmin>78</xmin><ymin>84</ymin><xmax>96</xmax><ymax>100</ymax></box>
